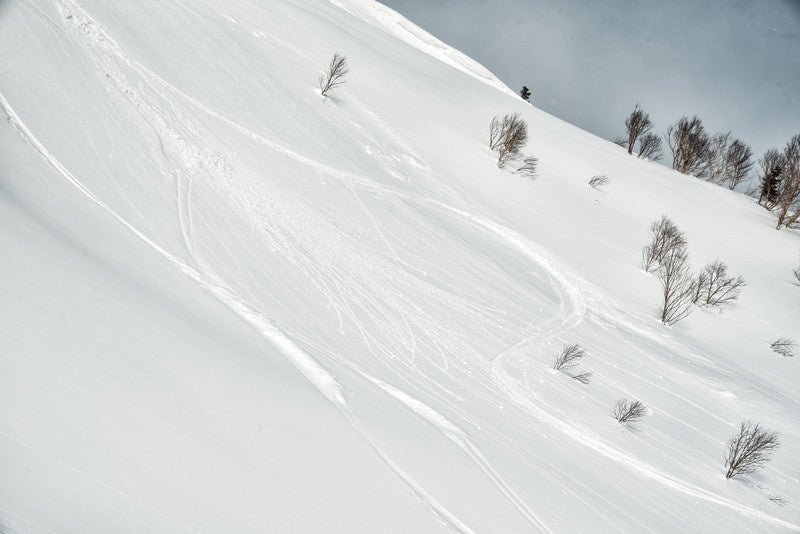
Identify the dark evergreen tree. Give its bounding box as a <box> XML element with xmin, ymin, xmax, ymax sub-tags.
<box><xmin>520</xmin><ymin>85</ymin><xmax>531</xmax><ymax>101</ymax></box>
<box><xmin>757</xmin><ymin>149</ymin><xmax>784</xmax><ymax>208</ymax></box>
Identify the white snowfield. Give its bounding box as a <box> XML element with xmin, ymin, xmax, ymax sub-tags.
<box><xmin>1</xmin><ymin>0</ymin><xmax>798</xmax><ymax>532</ymax></box>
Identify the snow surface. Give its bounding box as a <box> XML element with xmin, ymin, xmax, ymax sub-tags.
<box><xmin>1</xmin><ymin>0</ymin><xmax>799</xmax><ymax>532</ymax></box>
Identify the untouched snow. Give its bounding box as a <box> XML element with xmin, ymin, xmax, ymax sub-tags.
<box><xmin>1</xmin><ymin>0</ymin><xmax>799</xmax><ymax>532</ymax></box>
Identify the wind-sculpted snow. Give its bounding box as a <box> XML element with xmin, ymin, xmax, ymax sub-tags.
<box><xmin>1</xmin><ymin>0</ymin><xmax>799</xmax><ymax>532</ymax></box>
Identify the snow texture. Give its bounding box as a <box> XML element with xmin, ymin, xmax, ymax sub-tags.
<box><xmin>1</xmin><ymin>0</ymin><xmax>798</xmax><ymax>532</ymax></box>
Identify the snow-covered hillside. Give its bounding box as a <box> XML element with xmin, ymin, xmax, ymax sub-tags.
<box><xmin>1</xmin><ymin>0</ymin><xmax>798</xmax><ymax>532</ymax></box>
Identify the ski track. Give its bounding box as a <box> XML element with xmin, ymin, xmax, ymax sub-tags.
<box><xmin>1</xmin><ymin>88</ymin><xmax>476</xmax><ymax>534</ymax></box>
<box><xmin>4</xmin><ymin>1</ymin><xmax>797</xmax><ymax>531</ymax></box>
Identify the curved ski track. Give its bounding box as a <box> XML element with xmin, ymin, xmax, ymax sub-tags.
<box><xmin>3</xmin><ymin>1</ymin><xmax>798</xmax><ymax>531</ymax></box>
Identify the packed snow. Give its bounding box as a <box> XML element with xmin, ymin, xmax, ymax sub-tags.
<box><xmin>1</xmin><ymin>0</ymin><xmax>798</xmax><ymax>532</ymax></box>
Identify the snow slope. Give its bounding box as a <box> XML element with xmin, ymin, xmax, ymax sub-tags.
<box><xmin>1</xmin><ymin>0</ymin><xmax>798</xmax><ymax>532</ymax></box>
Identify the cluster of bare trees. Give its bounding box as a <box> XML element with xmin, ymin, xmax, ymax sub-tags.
<box><xmin>488</xmin><ymin>113</ymin><xmax>537</xmax><ymax>175</ymax></box>
<box><xmin>617</xmin><ymin>106</ymin><xmax>800</xmax><ymax>229</ymax></box>
<box><xmin>757</xmin><ymin>135</ymin><xmax>800</xmax><ymax>229</ymax></box>
<box><xmin>641</xmin><ymin>216</ymin><xmax>744</xmax><ymax>324</ymax></box>
<box><xmin>618</xmin><ymin>107</ymin><xmax>756</xmax><ymax>190</ymax></box>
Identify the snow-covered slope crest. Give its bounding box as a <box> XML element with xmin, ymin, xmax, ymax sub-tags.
<box><xmin>328</xmin><ymin>0</ymin><xmax>518</xmax><ymax>97</ymax></box>
<box><xmin>1</xmin><ymin>0</ymin><xmax>799</xmax><ymax>533</ymax></box>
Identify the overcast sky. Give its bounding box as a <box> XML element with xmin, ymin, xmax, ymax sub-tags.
<box><xmin>382</xmin><ymin>0</ymin><xmax>800</xmax><ymax>159</ymax></box>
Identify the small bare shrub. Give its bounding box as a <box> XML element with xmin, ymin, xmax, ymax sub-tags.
<box><xmin>724</xmin><ymin>421</ymin><xmax>779</xmax><ymax>479</ymax></box>
<box><xmin>514</xmin><ymin>156</ymin><xmax>538</xmax><ymax>178</ymax></box>
<box><xmin>794</xmin><ymin>265</ymin><xmax>800</xmax><ymax>284</ymax></box>
<box><xmin>771</xmin><ymin>338</ymin><xmax>795</xmax><ymax>358</ymax></box>
<box><xmin>588</xmin><ymin>174</ymin><xmax>609</xmax><ymax>189</ymax></box>
<box><xmin>489</xmin><ymin>113</ymin><xmax>528</xmax><ymax>168</ymax></box>
<box><xmin>553</xmin><ymin>344</ymin><xmax>585</xmax><ymax>371</ymax></box>
<box><xmin>691</xmin><ymin>260</ymin><xmax>745</xmax><ymax>308</ymax></box>
<box><xmin>658</xmin><ymin>246</ymin><xmax>695</xmax><ymax>325</ymax></box>
<box><xmin>612</xmin><ymin>399</ymin><xmax>647</xmax><ymax>424</ymax></box>
<box><xmin>641</xmin><ymin>215</ymin><xmax>687</xmax><ymax>273</ymax></box>
<box><xmin>552</xmin><ymin>344</ymin><xmax>591</xmax><ymax>383</ymax></box>
<box><xmin>318</xmin><ymin>52</ymin><xmax>349</xmax><ymax>97</ymax></box>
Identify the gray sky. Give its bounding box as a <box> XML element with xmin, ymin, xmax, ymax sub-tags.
<box><xmin>382</xmin><ymin>0</ymin><xmax>800</xmax><ymax>160</ymax></box>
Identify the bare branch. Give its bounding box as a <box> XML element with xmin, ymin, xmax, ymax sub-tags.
<box><xmin>588</xmin><ymin>174</ymin><xmax>609</xmax><ymax>189</ymax></box>
<box><xmin>724</xmin><ymin>421</ymin><xmax>779</xmax><ymax>479</ymax></box>
<box><xmin>637</xmin><ymin>133</ymin><xmax>662</xmax><ymax>161</ymax></box>
<box><xmin>612</xmin><ymin>399</ymin><xmax>647</xmax><ymax>424</ymax></box>
<box><xmin>771</xmin><ymin>338</ymin><xmax>795</xmax><ymax>358</ymax></box>
<box><xmin>612</xmin><ymin>137</ymin><xmax>628</xmax><ymax>148</ymax></box>
<box><xmin>318</xmin><ymin>52</ymin><xmax>349</xmax><ymax>97</ymax></box>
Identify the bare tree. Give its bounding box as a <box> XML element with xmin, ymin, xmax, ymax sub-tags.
<box><xmin>624</xmin><ymin>105</ymin><xmax>653</xmax><ymax>155</ymax></box>
<box><xmin>318</xmin><ymin>52</ymin><xmax>349</xmax><ymax>97</ymax></box>
<box><xmin>724</xmin><ymin>421</ymin><xmax>780</xmax><ymax>479</ymax></box>
<box><xmin>588</xmin><ymin>174</ymin><xmax>609</xmax><ymax>189</ymax></box>
<box><xmin>757</xmin><ymin>149</ymin><xmax>785</xmax><ymax>209</ymax></box>
<box><xmin>706</xmin><ymin>132</ymin><xmax>732</xmax><ymax>185</ymax></box>
<box><xmin>771</xmin><ymin>338</ymin><xmax>795</xmax><ymax>358</ymax></box>
<box><xmin>706</xmin><ymin>133</ymin><xmax>754</xmax><ymax>190</ymax></box>
<box><xmin>658</xmin><ymin>245</ymin><xmax>695</xmax><ymax>325</ymax></box>
<box><xmin>514</xmin><ymin>156</ymin><xmax>538</xmax><ymax>178</ymax></box>
<box><xmin>691</xmin><ymin>260</ymin><xmax>745</xmax><ymax>308</ymax></box>
<box><xmin>641</xmin><ymin>216</ymin><xmax>687</xmax><ymax>273</ymax></box>
<box><xmin>489</xmin><ymin>113</ymin><xmax>529</xmax><ymax>168</ymax></box>
<box><xmin>552</xmin><ymin>344</ymin><xmax>591</xmax><ymax>383</ymax></box>
<box><xmin>665</xmin><ymin>116</ymin><xmax>711</xmax><ymax>177</ymax></box>
<box><xmin>724</xmin><ymin>139</ymin><xmax>754</xmax><ymax>190</ymax></box>
<box><xmin>612</xmin><ymin>399</ymin><xmax>647</xmax><ymax>424</ymax></box>
<box><xmin>638</xmin><ymin>133</ymin><xmax>662</xmax><ymax>161</ymax></box>
<box><xmin>775</xmin><ymin>134</ymin><xmax>800</xmax><ymax>229</ymax></box>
